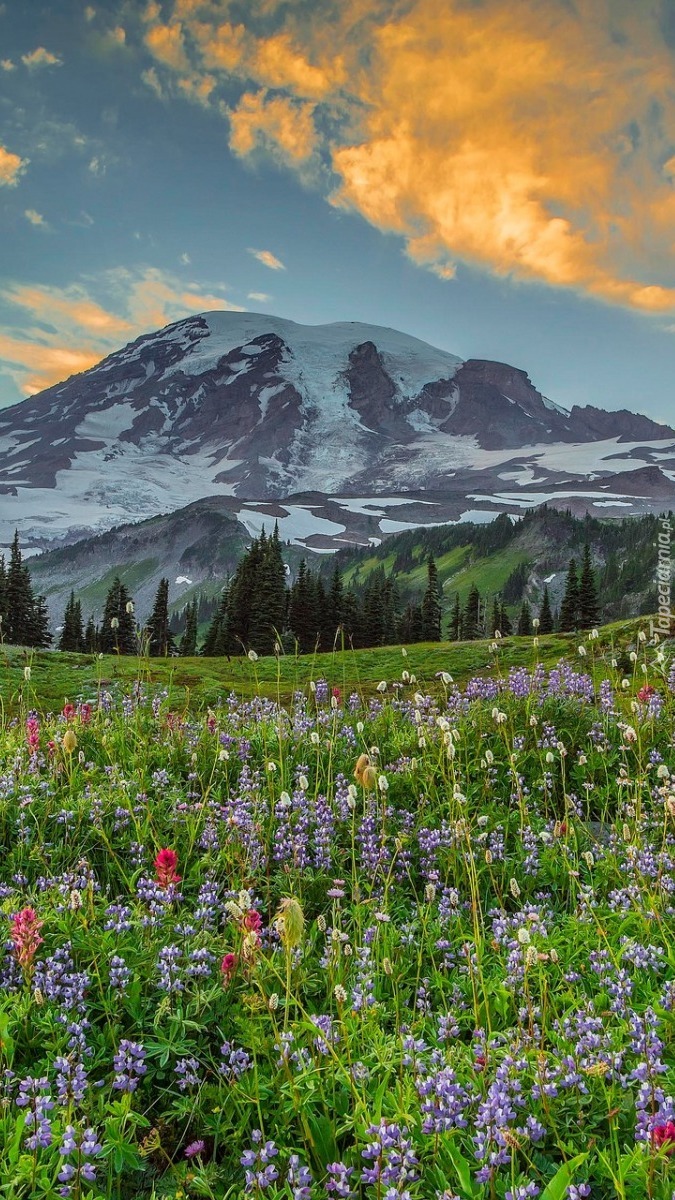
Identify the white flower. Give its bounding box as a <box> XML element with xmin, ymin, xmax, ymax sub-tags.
<box><xmin>638</xmin><ymin>630</ymin><xmax>647</xmax><ymax>643</ymax></box>
<box><xmin>219</xmin><ymin>748</ymin><xmax>229</xmax><ymax>761</ymax></box>
<box><xmin>23</xmin><ymin>666</ymin><xmax>31</xmax><ymax>681</ymax></box>
<box><xmin>657</xmin><ymin>764</ymin><xmax>670</xmax><ymax>779</ymax></box>
<box><xmin>440</xmin><ymin>671</ymin><xmax>453</xmax><ymax>685</ymax></box>
<box><xmin>247</xmin><ymin>649</ymin><xmax>258</xmax><ymax>662</ymax></box>
<box><xmin>401</xmin><ymin>647</ymin><xmax>408</xmax><ymax>657</ymax></box>
<box><xmin>298</xmin><ymin>774</ymin><xmax>309</xmax><ymax>791</ymax></box>
<box><xmin>578</xmin><ymin>645</ymin><xmax>587</xmax><ymax>657</ymax></box>
<box><xmin>629</xmin><ymin>651</ymin><xmax>638</xmax><ymax>662</ymax></box>
<box><xmin>376</xmin><ymin>680</ymin><xmax>387</xmax><ymax>693</ymax></box>
<box><xmin>401</xmin><ymin>670</ymin><xmax>410</xmax><ymax>683</ymax></box>
<box><xmin>310</xmin><ymin>731</ymin><xmax>320</xmax><ymax>745</ymax></box>
<box><xmin>517</xmin><ymin>927</ymin><xmax>531</xmax><ymax>945</ymax></box>
<box><xmin>278</xmin><ymin>791</ymin><xmax>291</xmax><ymax>809</ymax></box>
<box><xmin>485</xmin><ymin>749</ymin><xmax>494</xmax><ymax>764</ymax></box>
<box><xmin>330</xmin><ymin>695</ymin><xmax>339</xmax><ymax>709</ymax></box>
<box><xmin>532</xmin><ymin>618</ymin><xmax>540</xmax><ymax>629</ymax></box>
<box><xmin>356</xmin><ymin>721</ymin><xmax>364</xmax><ymax>734</ymax></box>
<box><xmin>267</xmin><ymin>761</ymin><xmax>277</xmax><ymax>772</ymax></box>
<box><xmin>377</xmin><ymin>775</ymin><xmax>389</xmax><ymax>792</ymax></box>
<box><xmin>545</xmin><ymin>751</ymin><xmax>555</xmax><ymax>764</ymax></box>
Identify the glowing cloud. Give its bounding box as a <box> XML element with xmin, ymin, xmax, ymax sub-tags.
<box><xmin>141</xmin><ymin>0</ymin><xmax>675</xmax><ymax>312</ymax></box>
<box><xmin>0</xmin><ymin>146</ymin><xmax>26</xmax><ymax>187</ymax></box>
<box><xmin>0</xmin><ymin>268</ymin><xmax>246</xmax><ymax>394</ymax></box>
<box><xmin>249</xmin><ymin>248</ymin><xmax>286</xmax><ymax>271</ymax></box>
<box><xmin>24</xmin><ymin>209</ymin><xmax>46</xmax><ymax>227</ymax></box>
<box><xmin>21</xmin><ymin>47</ymin><xmax>63</xmax><ymax>69</ymax></box>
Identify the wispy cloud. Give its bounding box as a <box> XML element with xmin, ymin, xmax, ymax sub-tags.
<box><xmin>24</xmin><ymin>209</ymin><xmax>47</xmax><ymax>228</ymax></box>
<box><xmin>141</xmin><ymin>0</ymin><xmax>675</xmax><ymax>313</ymax></box>
<box><xmin>21</xmin><ymin>47</ymin><xmax>63</xmax><ymax>69</ymax></box>
<box><xmin>249</xmin><ymin>248</ymin><xmax>286</xmax><ymax>271</ymax></box>
<box><xmin>84</xmin><ymin>5</ymin><xmax>96</xmax><ymax>20</ymax></box>
<box><xmin>0</xmin><ymin>58</ymin><xmax>14</xmax><ymax>71</ymax></box>
<box><xmin>248</xmin><ymin>291</ymin><xmax>272</xmax><ymax>303</ymax></box>
<box><xmin>0</xmin><ymin>267</ymin><xmax>245</xmax><ymax>394</ymax></box>
<box><xmin>180</xmin><ymin>252</ymin><xmax>191</xmax><ymax>265</ymax></box>
<box><xmin>0</xmin><ymin>145</ymin><xmax>27</xmax><ymax>187</ymax></box>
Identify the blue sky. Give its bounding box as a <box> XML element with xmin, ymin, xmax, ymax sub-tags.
<box><xmin>1</xmin><ymin>0</ymin><xmax>675</xmax><ymax>421</ymax></box>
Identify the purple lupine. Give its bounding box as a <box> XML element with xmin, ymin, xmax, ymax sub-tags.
<box><xmin>15</xmin><ymin>1076</ymin><xmax>54</xmax><ymax>1149</ymax></box>
<box><xmin>361</xmin><ymin>1120</ymin><xmax>419</xmax><ymax>1192</ymax></box>
<box><xmin>109</xmin><ymin>955</ymin><xmax>131</xmax><ymax>991</ymax></box>
<box><xmin>325</xmin><ymin>1162</ymin><xmax>354</xmax><ymax>1197</ymax></box>
<box><xmin>57</xmin><ymin>1125</ymin><xmax>102</xmax><ymax>1197</ymax></box>
<box><xmin>174</xmin><ymin>1057</ymin><xmax>201</xmax><ymax>1091</ymax></box>
<box><xmin>287</xmin><ymin>1154</ymin><xmax>313</xmax><ymax>1200</ymax></box>
<box><xmin>54</xmin><ymin>1057</ymin><xmax>88</xmax><ymax>1106</ymax></box>
<box><xmin>240</xmin><ymin>1129</ymin><xmax>279</xmax><ymax>1191</ymax></box>
<box><xmin>220</xmin><ymin>1041</ymin><xmax>252</xmax><ymax>1081</ymax></box>
<box><xmin>112</xmin><ymin>1040</ymin><xmax>146</xmax><ymax>1092</ymax></box>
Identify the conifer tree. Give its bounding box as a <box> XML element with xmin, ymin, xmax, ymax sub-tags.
<box><xmin>340</xmin><ymin>589</ymin><xmax>360</xmax><ymax>645</ymax></box>
<box><xmin>421</xmin><ymin>554</ymin><xmax>442</xmax><ymax>641</ymax></box>
<box><xmin>462</xmin><ymin>584</ymin><xmax>482</xmax><ymax>640</ymax></box>
<box><xmin>499</xmin><ymin>603</ymin><xmax>512</xmax><ymax>635</ymax></box>
<box><xmin>517</xmin><ymin>600</ymin><xmax>533</xmax><ymax>636</ymax></box>
<box><xmin>84</xmin><ymin>616</ymin><xmax>99</xmax><ymax>654</ymax></box>
<box><xmin>0</xmin><ymin>554</ymin><xmax>6</xmax><ymax>639</ymax></box>
<box><xmin>288</xmin><ymin>559</ymin><xmax>318</xmax><ymax>653</ymax></box>
<box><xmin>5</xmin><ymin>531</ymin><xmax>35</xmax><ymax>645</ymax></box>
<box><xmin>399</xmin><ymin>603</ymin><xmax>424</xmax><ymax>643</ymax></box>
<box><xmin>146</xmin><ymin>578</ymin><xmax>175</xmax><ymax>656</ymax></box>
<box><xmin>559</xmin><ymin>558</ymin><xmax>580</xmax><ymax>632</ymax></box>
<box><xmin>59</xmin><ymin>592</ymin><xmax>84</xmax><ymax>651</ymax></box>
<box><xmin>538</xmin><ymin>586</ymin><xmax>554</xmax><ymax>634</ymax></box>
<box><xmin>247</xmin><ymin>525</ymin><xmax>287</xmax><ymax>654</ymax></box>
<box><xmin>578</xmin><ymin>543</ymin><xmax>600</xmax><ymax>629</ymax></box>
<box><xmin>180</xmin><ymin>599</ymin><xmax>198</xmax><ymax>656</ymax></box>
<box><xmin>202</xmin><ymin>589</ymin><xmax>229</xmax><ymax>657</ymax></box>
<box><xmin>490</xmin><ymin>596</ymin><xmax>502</xmax><ymax>636</ymax></box>
<box><xmin>99</xmin><ymin>578</ymin><xmax>136</xmax><ymax>654</ymax></box>
<box><xmin>328</xmin><ymin>562</ymin><xmax>344</xmax><ymax>644</ymax></box>
<box><xmin>447</xmin><ymin>593</ymin><xmax>461</xmax><ymax>641</ymax></box>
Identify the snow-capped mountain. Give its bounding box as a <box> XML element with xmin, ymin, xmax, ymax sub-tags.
<box><xmin>2</xmin><ymin>310</ymin><xmax>674</xmax><ymax>554</ymax></box>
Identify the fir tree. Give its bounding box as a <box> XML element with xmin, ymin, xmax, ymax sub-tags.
<box><xmin>517</xmin><ymin>600</ymin><xmax>533</xmax><ymax>636</ymax></box>
<box><xmin>421</xmin><ymin>554</ymin><xmax>442</xmax><ymax>641</ymax></box>
<box><xmin>99</xmin><ymin>578</ymin><xmax>136</xmax><ymax>654</ymax></box>
<box><xmin>327</xmin><ymin>563</ymin><xmax>344</xmax><ymax>645</ymax></box>
<box><xmin>179</xmin><ymin>599</ymin><xmax>198</xmax><ymax>656</ymax></box>
<box><xmin>462</xmin><ymin>584</ymin><xmax>482</xmax><ymax>640</ymax></box>
<box><xmin>447</xmin><ymin>593</ymin><xmax>461</xmax><ymax>641</ymax></box>
<box><xmin>399</xmin><ymin>603</ymin><xmax>424</xmax><ymax>643</ymax></box>
<box><xmin>538</xmin><ymin>586</ymin><xmax>554</xmax><ymax>634</ymax></box>
<box><xmin>490</xmin><ymin>596</ymin><xmax>502</xmax><ymax>637</ymax></box>
<box><xmin>5</xmin><ymin>531</ymin><xmax>34</xmax><ymax>645</ymax></box>
<box><xmin>499</xmin><ymin>603</ymin><xmax>512</xmax><ymax>636</ymax></box>
<box><xmin>202</xmin><ymin>589</ymin><xmax>229</xmax><ymax>657</ymax></box>
<box><xmin>288</xmin><ymin>560</ymin><xmax>318</xmax><ymax>653</ymax></box>
<box><xmin>559</xmin><ymin>559</ymin><xmax>580</xmax><ymax>632</ymax></box>
<box><xmin>578</xmin><ymin>543</ymin><xmax>600</xmax><ymax>629</ymax></box>
<box><xmin>146</xmin><ymin>578</ymin><xmax>175</xmax><ymax>657</ymax></box>
<box><xmin>84</xmin><ymin>616</ymin><xmax>99</xmax><ymax>654</ymax></box>
<box><xmin>247</xmin><ymin>525</ymin><xmax>287</xmax><ymax>654</ymax></box>
<box><xmin>59</xmin><ymin>592</ymin><xmax>84</xmax><ymax>652</ymax></box>
<box><xmin>0</xmin><ymin>554</ymin><xmax>6</xmax><ymax>640</ymax></box>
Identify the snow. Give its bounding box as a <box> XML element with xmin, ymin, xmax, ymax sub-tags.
<box><xmin>75</xmin><ymin>402</ymin><xmax>138</xmax><ymax>441</ymax></box>
<box><xmin>237</xmin><ymin>504</ymin><xmax>347</xmax><ymax>547</ymax></box>
<box><xmin>175</xmin><ymin>575</ymin><xmax>193</xmax><ymax>585</ymax></box>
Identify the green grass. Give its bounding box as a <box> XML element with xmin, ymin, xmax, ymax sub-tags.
<box><xmin>0</xmin><ymin>617</ymin><xmax>648</xmax><ymax>715</ymax></box>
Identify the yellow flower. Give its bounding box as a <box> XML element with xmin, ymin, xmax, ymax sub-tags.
<box><xmin>275</xmin><ymin>897</ymin><xmax>305</xmax><ymax>950</ymax></box>
<box><xmin>63</xmin><ymin>730</ymin><xmax>77</xmax><ymax>754</ymax></box>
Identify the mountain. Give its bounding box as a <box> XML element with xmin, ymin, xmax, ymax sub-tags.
<box><xmin>2</xmin><ymin>310</ymin><xmax>675</xmax><ymax>554</ymax></box>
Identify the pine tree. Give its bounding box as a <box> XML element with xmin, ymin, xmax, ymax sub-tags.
<box><xmin>0</xmin><ymin>554</ymin><xmax>6</xmax><ymax>640</ymax></box>
<box><xmin>146</xmin><ymin>578</ymin><xmax>175</xmax><ymax>656</ymax></box>
<box><xmin>247</xmin><ymin>525</ymin><xmax>287</xmax><ymax>654</ymax></box>
<box><xmin>84</xmin><ymin>616</ymin><xmax>99</xmax><ymax>654</ymax></box>
<box><xmin>327</xmin><ymin>563</ymin><xmax>344</xmax><ymax>646</ymax></box>
<box><xmin>538</xmin><ymin>586</ymin><xmax>554</xmax><ymax>634</ymax></box>
<box><xmin>559</xmin><ymin>559</ymin><xmax>580</xmax><ymax>632</ymax></box>
<box><xmin>421</xmin><ymin>554</ymin><xmax>442</xmax><ymax>641</ymax></box>
<box><xmin>59</xmin><ymin>592</ymin><xmax>84</xmax><ymax>651</ymax></box>
<box><xmin>499</xmin><ymin>603</ymin><xmax>512</xmax><ymax>635</ymax></box>
<box><xmin>462</xmin><ymin>584</ymin><xmax>481</xmax><ymax>640</ymax></box>
<box><xmin>447</xmin><ymin>593</ymin><xmax>461</xmax><ymax>641</ymax></box>
<box><xmin>517</xmin><ymin>600</ymin><xmax>533</xmax><ymax>636</ymax></box>
<box><xmin>288</xmin><ymin>560</ymin><xmax>318</xmax><ymax>653</ymax></box>
<box><xmin>578</xmin><ymin>543</ymin><xmax>600</xmax><ymax>629</ymax></box>
<box><xmin>399</xmin><ymin>603</ymin><xmax>424</xmax><ymax>643</ymax></box>
<box><xmin>180</xmin><ymin>599</ymin><xmax>198</xmax><ymax>656</ymax></box>
<box><xmin>99</xmin><ymin>578</ymin><xmax>136</xmax><ymax>654</ymax></box>
<box><xmin>5</xmin><ymin>531</ymin><xmax>35</xmax><ymax>645</ymax></box>
<box><xmin>490</xmin><ymin>596</ymin><xmax>502</xmax><ymax>637</ymax></box>
<box><xmin>202</xmin><ymin>589</ymin><xmax>229</xmax><ymax>657</ymax></box>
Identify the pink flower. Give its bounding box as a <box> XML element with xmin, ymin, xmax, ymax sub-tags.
<box><xmin>184</xmin><ymin>1139</ymin><xmax>206</xmax><ymax>1159</ymax></box>
<box><xmin>26</xmin><ymin>717</ymin><xmax>40</xmax><ymax>753</ymax></box>
<box><xmin>62</xmin><ymin>703</ymin><xmax>76</xmax><ymax>720</ymax></box>
<box><xmin>154</xmin><ymin>848</ymin><xmax>181</xmax><ymax>888</ymax></box>
<box><xmin>652</xmin><ymin>1123</ymin><xmax>675</xmax><ymax>1154</ymax></box>
<box><xmin>10</xmin><ymin>908</ymin><xmax>44</xmax><ymax>971</ymax></box>
<box><xmin>243</xmin><ymin>908</ymin><xmax>262</xmax><ymax>933</ymax></box>
<box><xmin>638</xmin><ymin>685</ymin><xmax>656</xmax><ymax>704</ymax></box>
<box><xmin>79</xmin><ymin>703</ymin><xmax>92</xmax><ymax>724</ymax></box>
<box><xmin>221</xmin><ymin>953</ymin><xmax>238</xmax><ymax>983</ymax></box>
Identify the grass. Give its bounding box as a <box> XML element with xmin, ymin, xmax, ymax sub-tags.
<box><xmin>0</xmin><ymin>617</ymin><xmax>649</xmax><ymax>715</ymax></box>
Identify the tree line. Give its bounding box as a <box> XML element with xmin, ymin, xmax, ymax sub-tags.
<box><xmin>2</xmin><ymin>527</ymin><xmax>600</xmax><ymax>656</ymax></box>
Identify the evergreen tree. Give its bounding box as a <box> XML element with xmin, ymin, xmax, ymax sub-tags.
<box><xmin>247</xmin><ymin>525</ymin><xmax>287</xmax><ymax>654</ymax></box>
<box><xmin>180</xmin><ymin>599</ymin><xmax>198</xmax><ymax>656</ymax></box>
<box><xmin>340</xmin><ymin>589</ymin><xmax>361</xmax><ymax>645</ymax></box>
<box><xmin>84</xmin><ymin>616</ymin><xmax>99</xmax><ymax>654</ymax></box>
<box><xmin>399</xmin><ymin>603</ymin><xmax>424</xmax><ymax>643</ymax></box>
<box><xmin>517</xmin><ymin>600</ymin><xmax>533</xmax><ymax>636</ymax></box>
<box><xmin>538</xmin><ymin>586</ymin><xmax>554</xmax><ymax>634</ymax></box>
<box><xmin>578</xmin><ymin>543</ymin><xmax>600</xmax><ymax>629</ymax></box>
<box><xmin>5</xmin><ymin>531</ymin><xmax>34</xmax><ymax>645</ymax></box>
<box><xmin>146</xmin><ymin>578</ymin><xmax>175</xmax><ymax>656</ymax></box>
<box><xmin>490</xmin><ymin>596</ymin><xmax>502</xmax><ymax>637</ymax></box>
<box><xmin>99</xmin><ymin>578</ymin><xmax>137</xmax><ymax>654</ymax></box>
<box><xmin>327</xmin><ymin>563</ymin><xmax>344</xmax><ymax>645</ymax></box>
<box><xmin>499</xmin><ymin>603</ymin><xmax>512</xmax><ymax>635</ymax></box>
<box><xmin>0</xmin><ymin>554</ymin><xmax>6</xmax><ymax>640</ymax></box>
<box><xmin>288</xmin><ymin>560</ymin><xmax>318</xmax><ymax>653</ymax></box>
<box><xmin>59</xmin><ymin>592</ymin><xmax>84</xmax><ymax>652</ymax></box>
<box><xmin>421</xmin><ymin>554</ymin><xmax>442</xmax><ymax>641</ymax></box>
<box><xmin>559</xmin><ymin>559</ymin><xmax>580</xmax><ymax>632</ymax></box>
<box><xmin>202</xmin><ymin>589</ymin><xmax>229</xmax><ymax>657</ymax></box>
<box><xmin>462</xmin><ymin>584</ymin><xmax>482</xmax><ymax>640</ymax></box>
<box><xmin>447</xmin><ymin>593</ymin><xmax>461</xmax><ymax>641</ymax></box>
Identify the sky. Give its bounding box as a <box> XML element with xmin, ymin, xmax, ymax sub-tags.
<box><xmin>1</xmin><ymin>0</ymin><xmax>675</xmax><ymax>421</ymax></box>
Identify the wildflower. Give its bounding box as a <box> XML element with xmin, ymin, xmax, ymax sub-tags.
<box><xmin>652</xmin><ymin>1122</ymin><xmax>675</xmax><ymax>1154</ymax></box>
<box><xmin>334</xmin><ymin>984</ymin><xmax>347</xmax><ymax>1004</ymax></box>
<box><xmin>241</xmin><ymin>1129</ymin><xmax>279</xmax><ymax>1192</ymax></box>
<box><xmin>221</xmin><ymin>953</ymin><xmax>238</xmax><ymax>983</ymax></box>
<box><xmin>243</xmin><ymin>908</ymin><xmax>262</xmax><ymax>933</ymax></box>
<box><xmin>376</xmin><ymin>680</ymin><xmax>387</xmax><ymax>692</ymax></box>
<box><xmin>275</xmin><ymin>897</ymin><xmax>305</xmax><ymax>950</ymax></box>
<box><xmin>154</xmin><ymin>848</ymin><xmax>180</xmax><ymax>888</ymax></box>
<box><xmin>184</xmin><ymin>1140</ymin><xmax>206</xmax><ymax>1158</ymax></box>
<box><xmin>509</xmin><ymin>878</ymin><xmax>521</xmax><ymax>899</ymax></box>
<box><xmin>247</xmin><ymin>649</ymin><xmax>258</xmax><ymax>662</ymax></box>
<box><xmin>112</xmin><ymin>1041</ymin><xmax>146</xmax><ymax>1092</ymax></box>
<box><xmin>63</xmin><ymin>729</ymin><xmax>77</xmax><ymax>754</ymax></box>
<box><xmin>10</xmin><ymin>907</ymin><xmax>44</xmax><ymax>972</ymax></box>
<box><xmin>23</xmin><ymin>665</ymin><xmax>31</xmax><ymax>681</ymax></box>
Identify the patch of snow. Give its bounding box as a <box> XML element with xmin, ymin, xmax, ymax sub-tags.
<box><xmin>175</xmin><ymin>575</ymin><xmax>193</xmax><ymax>585</ymax></box>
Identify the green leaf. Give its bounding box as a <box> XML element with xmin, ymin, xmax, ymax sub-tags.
<box><xmin>445</xmin><ymin>1140</ymin><xmax>479</xmax><ymax>1198</ymax></box>
<box><xmin>541</xmin><ymin>1153</ymin><xmax>588</xmax><ymax>1200</ymax></box>
<box><xmin>305</xmin><ymin>1113</ymin><xmax>337</xmax><ymax>1170</ymax></box>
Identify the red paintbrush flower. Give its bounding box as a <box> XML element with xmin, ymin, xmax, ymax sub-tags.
<box><xmin>10</xmin><ymin>907</ymin><xmax>44</xmax><ymax>970</ymax></box>
<box><xmin>243</xmin><ymin>908</ymin><xmax>262</xmax><ymax>933</ymax></box>
<box><xmin>652</xmin><ymin>1122</ymin><xmax>675</xmax><ymax>1153</ymax></box>
<box><xmin>221</xmin><ymin>952</ymin><xmax>238</xmax><ymax>983</ymax></box>
<box><xmin>154</xmin><ymin>848</ymin><xmax>181</xmax><ymax>888</ymax></box>
<box><xmin>638</xmin><ymin>685</ymin><xmax>656</xmax><ymax>704</ymax></box>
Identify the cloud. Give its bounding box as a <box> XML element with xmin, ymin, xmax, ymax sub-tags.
<box><xmin>21</xmin><ymin>47</ymin><xmax>62</xmax><ymax>69</ymax></box>
<box><xmin>0</xmin><ymin>145</ymin><xmax>26</xmax><ymax>187</ymax></box>
<box><xmin>1</xmin><ymin>58</ymin><xmax>14</xmax><ymax>71</ymax></box>
<box><xmin>140</xmin><ymin>0</ymin><xmax>675</xmax><ymax>313</ymax></box>
<box><xmin>180</xmin><ymin>252</ymin><xmax>191</xmax><ymax>264</ymax></box>
<box><xmin>249</xmin><ymin>248</ymin><xmax>286</xmax><ymax>271</ymax></box>
<box><xmin>0</xmin><ymin>267</ymin><xmax>246</xmax><ymax>394</ymax></box>
<box><xmin>248</xmin><ymin>291</ymin><xmax>272</xmax><ymax>303</ymax></box>
<box><xmin>84</xmin><ymin>5</ymin><xmax>96</xmax><ymax>20</ymax></box>
<box><xmin>24</xmin><ymin>209</ymin><xmax>46</xmax><ymax>227</ymax></box>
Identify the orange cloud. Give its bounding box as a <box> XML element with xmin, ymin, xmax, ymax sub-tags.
<box><xmin>21</xmin><ymin>47</ymin><xmax>62</xmax><ymax>69</ymax></box>
<box><xmin>0</xmin><ymin>145</ymin><xmax>27</xmax><ymax>187</ymax></box>
<box><xmin>0</xmin><ymin>268</ymin><xmax>245</xmax><ymax>394</ymax></box>
<box><xmin>139</xmin><ymin>0</ymin><xmax>675</xmax><ymax>312</ymax></box>
<box><xmin>248</xmin><ymin>248</ymin><xmax>286</xmax><ymax>270</ymax></box>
